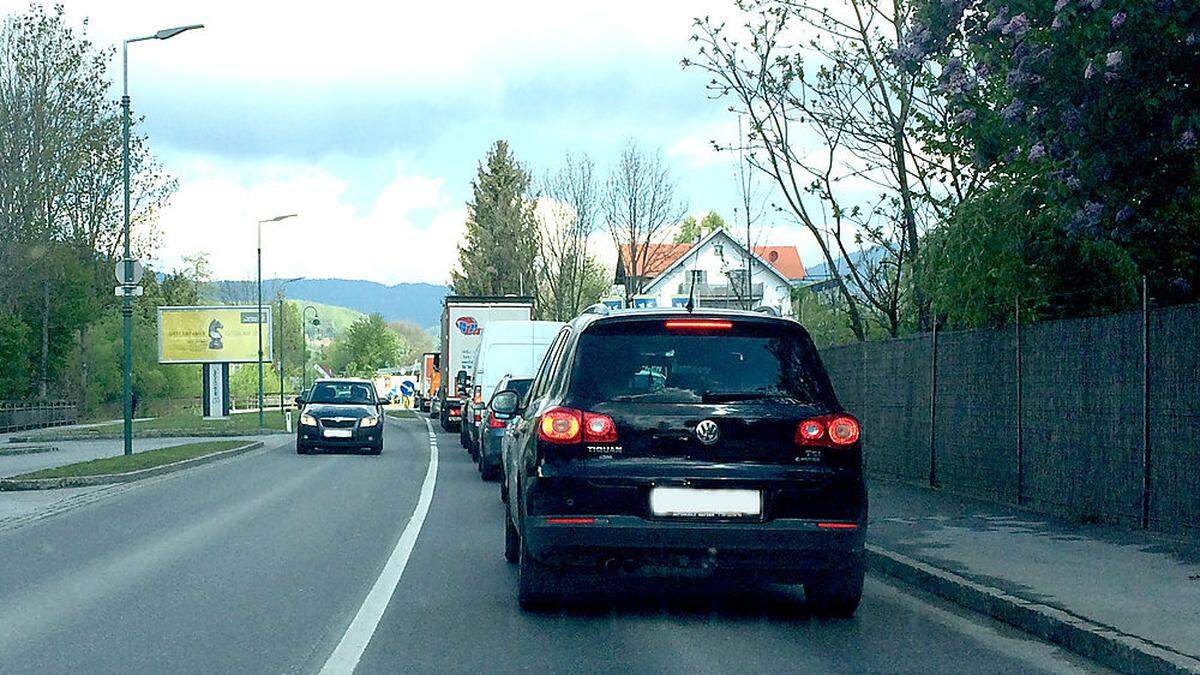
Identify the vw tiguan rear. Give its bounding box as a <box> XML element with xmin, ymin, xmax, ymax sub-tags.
<box><xmin>493</xmin><ymin>309</ymin><xmax>867</xmax><ymax>614</ymax></box>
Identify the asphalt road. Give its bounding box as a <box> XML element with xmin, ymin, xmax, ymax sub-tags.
<box><xmin>0</xmin><ymin>417</ymin><xmax>1107</xmax><ymax>674</ymax></box>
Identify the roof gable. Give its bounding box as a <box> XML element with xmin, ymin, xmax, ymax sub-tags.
<box><xmin>642</xmin><ymin>229</ymin><xmax>793</xmax><ymax>293</ymax></box>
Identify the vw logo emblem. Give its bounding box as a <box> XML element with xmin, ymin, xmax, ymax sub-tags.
<box><xmin>694</xmin><ymin>419</ymin><xmax>720</xmax><ymax>445</ymax></box>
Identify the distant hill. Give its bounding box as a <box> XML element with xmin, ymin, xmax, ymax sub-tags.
<box><xmin>284</xmin><ymin>299</ymin><xmax>364</xmax><ymax>339</ymax></box>
<box><xmin>205</xmin><ymin>278</ymin><xmax>448</xmax><ymax>328</ymax></box>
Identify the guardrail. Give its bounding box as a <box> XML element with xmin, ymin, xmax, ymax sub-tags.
<box><xmin>0</xmin><ymin>400</ymin><xmax>78</xmax><ymax>433</ymax></box>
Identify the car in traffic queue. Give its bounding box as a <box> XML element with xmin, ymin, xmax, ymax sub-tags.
<box><xmin>491</xmin><ymin>307</ymin><xmax>866</xmax><ymax>613</ymax></box>
<box><xmin>460</xmin><ymin>320</ymin><xmax>564</xmax><ymax>459</ymax></box>
<box><xmin>477</xmin><ymin>375</ymin><xmax>533</xmax><ymax>482</ymax></box>
<box><xmin>296</xmin><ymin>378</ymin><xmax>386</xmax><ymax>455</ymax></box>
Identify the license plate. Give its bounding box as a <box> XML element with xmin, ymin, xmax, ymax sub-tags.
<box><xmin>649</xmin><ymin>487</ymin><xmax>761</xmax><ymax>517</ymax></box>
<box><xmin>323</xmin><ymin>429</ymin><xmax>353</xmax><ymax>438</ymax></box>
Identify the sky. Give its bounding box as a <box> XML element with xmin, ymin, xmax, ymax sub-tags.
<box><xmin>17</xmin><ymin>0</ymin><xmax>832</xmax><ymax>286</ymax></box>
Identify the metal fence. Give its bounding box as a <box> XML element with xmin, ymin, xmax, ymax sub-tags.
<box><xmin>0</xmin><ymin>400</ymin><xmax>78</xmax><ymax>433</ymax></box>
<box><xmin>820</xmin><ymin>299</ymin><xmax>1200</xmax><ymax>537</ymax></box>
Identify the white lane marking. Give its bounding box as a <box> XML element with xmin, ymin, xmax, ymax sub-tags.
<box><xmin>320</xmin><ymin>418</ymin><xmax>439</xmax><ymax>675</ymax></box>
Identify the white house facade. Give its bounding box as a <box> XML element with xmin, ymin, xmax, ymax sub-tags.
<box><xmin>636</xmin><ymin>229</ymin><xmax>798</xmax><ymax>317</ymax></box>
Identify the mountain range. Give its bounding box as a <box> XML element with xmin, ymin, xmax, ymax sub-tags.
<box><xmin>206</xmin><ymin>278</ymin><xmax>448</xmax><ymax>328</ymax></box>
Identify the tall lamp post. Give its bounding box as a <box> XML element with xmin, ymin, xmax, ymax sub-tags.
<box><xmin>276</xmin><ymin>277</ymin><xmax>304</xmax><ymax>412</ymax></box>
<box><xmin>121</xmin><ymin>23</ymin><xmax>203</xmax><ymax>457</ymax></box>
<box><xmin>302</xmin><ymin>305</ymin><xmax>320</xmax><ymax>394</ymax></box>
<box><xmin>257</xmin><ymin>213</ymin><xmax>298</xmax><ymax>428</ymax></box>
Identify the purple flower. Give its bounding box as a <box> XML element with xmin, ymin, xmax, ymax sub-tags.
<box><xmin>1115</xmin><ymin>206</ymin><xmax>1134</xmax><ymax>223</ymax></box>
<box><xmin>1028</xmin><ymin>143</ymin><xmax>1046</xmax><ymax>160</ymax></box>
<box><xmin>1087</xmin><ymin>0</ymin><xmax>1103</xmax><ymax>9</ymax></box>
<box><xmin>1104</xmin><ymin>70</ymin><xmax>1121</xmax><ymax>83</ymax></box>
<box><xmin>1084</xmin><ymin>62</ymin><xmax>1096</xmax><ymax>79</ymax></box>
<box><xmin>1066</xmin><ymin>176</ymin><xmax>1082</xmax><ymax>190</ymax></box>
<box><xmin>1003</xmin><ymin>13</ymin><xmax>1030</xmax><ymax>36</ymax></box>
<box><xmin>1052</xmin><ymin>15</ymin><xmax>1066</xmax><ymax>29</ymax></box>
<box><xmin>1188</xmin><ymin>33</ymin><xmax>1197</xmax><ymax>46</ymax></box>
<box><xmin>1181</xmin><ymin>129</ymin><xmax>1198</xmax><ymax>149</ymax></box>
<box><xmin>1069</xmin><ymin>202</ymin><xmax>1104</xmax><ymax>234</ymax></box>
<box><xmin>955</xmin><ymin>108</ymin><xmax>977</xmax><ymax>124</ymax></box>
<box><xmin>1054</xmin><ymin>0</ymin><xmax>1070</xmax><ymax>10</ymax></box>
<box><xmin>986</xmin><ymin>8</ymin><xmax>1009</xmax><ymax>32</ymax></box>
<box><xmin>1110</xmin><ymin>11</ymin><xmax>1126</xmax><ymax>28</ymax></box>
<box><xmin>1106</xmin><ymin>50</ymin><xmax>1124</xmax><ymax>67</ymax></box>
<box><xmin>1000</xmin><ymin>98</ymin><xmax>1025</xmax><ymax>123</ymax></box>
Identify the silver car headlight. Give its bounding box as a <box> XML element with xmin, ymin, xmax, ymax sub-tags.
<box><xmin>300</xmin><ymin>414</ymin><xmax>317</xmax><ymax>426</ymax></box>
<box><xmin>360</xmin><ymin>416</ymin><xmax>380</xmax><ymax>428</ymax></box>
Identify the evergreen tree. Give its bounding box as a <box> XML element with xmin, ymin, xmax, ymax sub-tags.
<box><xmin>451</xmin><ymin>140</ymin><xmax>540</xmax><ymax>297</ymax></box>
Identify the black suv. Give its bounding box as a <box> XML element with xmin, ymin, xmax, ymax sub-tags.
<box><xmin>490</xmin><ymin>309</ymin><xmax>866</xmax><ymax>613</ymax></box>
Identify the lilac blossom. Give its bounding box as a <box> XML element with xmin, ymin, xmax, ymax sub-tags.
<box><xmin>1069</xmin><ymin>202</ymin><xmax>1104</xmax><ymax>234</ymax></box>
<box><xmin>1052</xmin><ymin>15</ymin><xmax>1066</xmax><ymax>29</ymax></box>
<box><xmin>1110</xmin><ymin>11</ymin><xmax>1126</xmax><ymax>28</ymax></box>
<box><xmin>1054</xmin><ymin>0</ymin><xmax>1070</xmax><ymax>10</ymax></box>
<box><xmin>1115</xmin><ymin>206</ymin><xmax>1134</xmax><ymax>223</ymax></box>
<box><xmin>955</xmin><ymin>108</ymin><xmax>977</xmax><ymax>124</ymax></box>
<box><xmin>1003</xmin><ymin>13</ymin><xmax>1030</xmax><ymax>36</ymax></box>
<box><xmin>1084</xmin><ymin>62</ymin><xmax>1096</xmax><ymax>79</ymax></box>
<box><xmin>1181</xmin><ymin>130</ymin><xmax>1198</xmax><ymax>149</ymax></box>
<box><xmin>1028</xmin><ymin>143</ymin><xmax>1046</xmax><ymax>160</ymax></box>
<box><xmin>1000</xmin><ymin>98</ymin><xmax>1025</xmax><ymax>123</ymax></box>
<box><xmin>1066</xmin><ymin>176</ymin><xmax>1082</xmax><ymax>190</ymax></box>
<box><xmin>1106</xmin><ymin>50</ymin><xmax>1124</xmax><ymax>67</ymax></box>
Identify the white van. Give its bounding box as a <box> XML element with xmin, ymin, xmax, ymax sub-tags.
<box><xmin>461</xmin><ymin>320</ymin><xmax>564</xmax><ymax>454</ymax></box>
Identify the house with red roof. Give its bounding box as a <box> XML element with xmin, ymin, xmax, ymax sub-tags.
<box><xmin>612</xmin><ymin>229</ymin><xmax>806</xmax><ymax>316</ymax></box>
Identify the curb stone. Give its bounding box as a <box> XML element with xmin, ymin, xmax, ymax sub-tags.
<box><xmin>0</xmin><ymin>445</ymin><xmax>58</xmax><ymax>456</ymax></box>
<box><xmin>0</xmin><ymin>441</ymin><xmax>264</xmax><ymax>491</ymax></box>
<box><xmin>866</xmin><ymin>544</ymin><xmax>1200</xmax><ymax>675</ymax></box>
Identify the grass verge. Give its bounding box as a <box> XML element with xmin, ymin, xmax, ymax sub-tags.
<box><xmin>14</xmin><ymin>440</ymin><xmax>244</xmax><ymax>480</ymax></box>
<box><xmin>18</xmin><ymin>411</ymin><xmax>289</xmax><ymax>441</ymax></box>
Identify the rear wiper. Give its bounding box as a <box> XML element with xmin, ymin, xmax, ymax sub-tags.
<box><xmin>700</xmin><ymin>390</ymin><xmax>778</xmax><ymax>403</ymax></box>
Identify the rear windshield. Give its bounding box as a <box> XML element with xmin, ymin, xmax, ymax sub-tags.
<box><xmin>501</xmin><ymin>378</ymin><xmax>533</xmax><ymax>399</ymax></box>
<box><xmin>569</xmin><ymin>320</ymin><xmax>835</xmax><ymax>406</ymax></box>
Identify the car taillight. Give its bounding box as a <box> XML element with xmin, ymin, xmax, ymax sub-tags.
<box><xmin>488</xmin><ymin>415</ymin><xmax>506</xmax><ymax>429</ymax></box>
<box><xmin>538</xmin><ymin>407</ymin><xmax>581</xmax><ymax>444</ymax></box>
<box><xmin>664</xmin><ymin>319</ymin><xmax>733</xmax><ymax>331</ymax></box>
<box><xmin>795</xmin><ymin>414</ymin><xmax>860</xmax><ymax>446</ymax></box>
<box><xmin>582</xmin><ymin>412</ymin><xmax>617</xmax><ymax>443</ymax></box>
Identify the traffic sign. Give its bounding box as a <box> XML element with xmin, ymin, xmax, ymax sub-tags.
<box><xmin>115</xmin><ymin>285</ymin><xmax>144</xmax><ymax>297</ymax></box>
<box><xmin>115</xmin><ymin>259</ymin><xmax>144</xmax><ymax>285</ymax></box>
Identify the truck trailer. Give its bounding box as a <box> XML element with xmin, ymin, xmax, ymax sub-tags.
<box><xmin>438</xmin><ymin>296</ymin><xmax>534</xmax><ymax>431</ymax></box>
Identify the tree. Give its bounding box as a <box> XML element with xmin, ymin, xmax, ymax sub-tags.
<box><xmin>388</xmin><ymin>320</ymin><xmax>434</xmax><ymax>364</ymax></box>
<box><xmin>327</xmin><ymin>313</ymin><xmax>402</xmax><ymax>377</ymax></box>
<box><xmin>452</xmin><ymin>140</ymin><xmax>541</xmax><ymax>297</ymax></box>
<box><xmin>687</xmin><ymin>0</ymin><xmax>971</xmax><ymax>338</ymax></box>
<box><xmin>535</xmin><ymin>153</ymin><xmax>609</xmax><ymax>320</ymax></box>
<box><xmin>604</xmin><ymin>141</ymin><xmax>688</xmax><ymax>303</ymax></box>
<box><xmin>908</xmin><ymin>0</ymin><xmax>1200</xmax><ymax>306</ymax></box>
<box><xmin>673</xmin><ymin>211</ymin><xmax>727</xmax><ymax>244</ymax></box>
<box><xmin>0</xmin><ymin>4</ymin><xmax>174</xmax><ymax>398</ymax></box>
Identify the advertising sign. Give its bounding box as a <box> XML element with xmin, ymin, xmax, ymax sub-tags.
<box><xmin>158</xmin><ymin>306</ymin><xmax>272</xmax><ymax>364</ymax></box>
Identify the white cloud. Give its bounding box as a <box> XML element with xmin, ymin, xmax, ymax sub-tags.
<box><xmin>151</xmin><ymin>159</ymin><xmax>465</xmax><ymax>285</ymax></box>
<box><xmin>667</xmin><ymin>118</ymin><xmax>740</xmax><ymax>169</ymax></box>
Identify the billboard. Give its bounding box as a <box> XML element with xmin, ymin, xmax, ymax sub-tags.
<box><xmin>158</xmin><ymin>306</ymin><xmax>272</xmax><ymax>364</ymax></box>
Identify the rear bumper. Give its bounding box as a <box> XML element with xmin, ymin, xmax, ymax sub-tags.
<box><xmin>523</xmin><ymin>515</ymin><xmax>865</xmax><ymax>579</ymax></box>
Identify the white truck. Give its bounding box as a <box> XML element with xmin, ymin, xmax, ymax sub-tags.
<box><xmin>438</xmin><ymin>295</ymin><xmax>534</xmax><ymax>431</ymax></box>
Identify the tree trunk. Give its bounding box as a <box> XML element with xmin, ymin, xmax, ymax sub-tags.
<box><xmin>38</xmin><ymin>277</ymin><xmax>49</xmax><ymax>399</ymax></box>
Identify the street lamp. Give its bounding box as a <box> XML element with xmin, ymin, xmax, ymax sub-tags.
<box><xmin>257</xmin><ymin>213</ymin><xmax>298</xmax><ymax>428</ymax></box>
<box><xmin>121</xmin><ymin>23</ymin><xmax>203</xmax><ymax>457</ymax></box>
<box><xmin>276</xmin><ymin>277</ymin><xmax>304</xmax><ymax>412</ymax></box>
<box><xmin>302</xmin><ymin>305</ymin><xmax>320</xmax><ymax>394</ymax></box>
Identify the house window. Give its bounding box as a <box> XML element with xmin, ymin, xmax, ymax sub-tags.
<box><xmin>688</xmin><ymin>270</ymin><xmax>707</xmax><ymax>286</ymax></box>
<box><xmin>728</xmin><ymin>269</ymin><xmax>748</xmax><ymax>290</ymax></box>
<box><xmin>714</xmin><ymin>244</ymin><xmax>724</xmax><ymax>256</ymax></box>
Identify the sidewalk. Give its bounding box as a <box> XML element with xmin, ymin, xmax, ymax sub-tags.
<box><xmin>868</xmin><ymin>477</ymin><xmax>1200</xmax><ymax>673</ymax></box>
